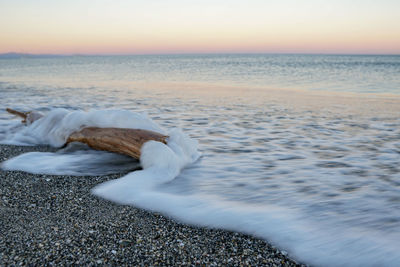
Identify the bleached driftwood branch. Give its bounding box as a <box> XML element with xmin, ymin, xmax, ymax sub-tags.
<box><xmin>6</xmin><ymin>108</ymin><xmax>43</xmax><ymax>124</ymax></box>
<box><xmin>6</xmin><ymin>108</ymin><xmax>168</xmax><ymax>160</ymax></box>
<box><xmin>66</xmin><ymin>127</ymin><xmax>167</xmax><ymax>159</ymax></box>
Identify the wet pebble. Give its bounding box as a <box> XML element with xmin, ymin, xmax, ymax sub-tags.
<box><xmin>0</xmin><ymin>144</ymin><xmax>306</xmax><ymax>266</ymax></box>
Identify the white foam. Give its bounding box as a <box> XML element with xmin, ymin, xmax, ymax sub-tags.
<box><xmin>93</xmin><ymin>170</ymin><xmax>400</xmax><ymax>267</ymax></box>
<box><xmin>93</xmin><ymin>130</ymin><xmax>201</xmax><ymax>199</ymax></box>
<box><xmin>91</xmin><ymin>129</ymin><xmax>400</xmax><ymax>266</ymax></box>
<box><xmin>2</xmin><ymin>108</ymin><xmax>400</xmax><ymax>266</ymax></box>
<box><xmin>1</xmin><ymin>108</ymin><xmax>164</xmax><ymax>146</ymax></box>
<box><xmin>1</xmin><ymin>149</ymin><xmax>140</xmax><ymax>176</ymax></box>
<box><xmin>89</xmin><ymin>126</ymin><xmax>400</xmax><ymax>266</ymax></box>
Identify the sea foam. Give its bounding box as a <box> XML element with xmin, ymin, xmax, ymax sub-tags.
<box><xmin>2</xmin><ymin>107</ymin><xmax>400</xmax><ymax>266</ymax></box>
<box><xmin>1</xmin><ymin>108</ymin><xmax>164</xmax><ymax>146</ymax></box>
<box><xmin>1</xmin><ymin>108</ymin><xmax>199</xmax><ymax>180</ymax></box>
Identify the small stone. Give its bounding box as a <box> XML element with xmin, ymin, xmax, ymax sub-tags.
<box><xmin>119</xmin><ymin>239</ymin><xmax>132</xmax><ymax>247</ymax></box>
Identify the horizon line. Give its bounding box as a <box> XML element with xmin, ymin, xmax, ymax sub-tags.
<box><xmin>1</xmin><ymin>51</ymin><xmax>399</xmax><ymax>57</ymax></box>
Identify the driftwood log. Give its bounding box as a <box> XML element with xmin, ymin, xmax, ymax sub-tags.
<box><xmin>66</xmin><ymin>127</ymin><xmax>167</xmax><ymax>159</ymax></box>
<box><xmin>6</xmin><ymin>108</ymin><xmax>168</xmax><ymax>160</ymax></box>
<box><xmin>6</xmin><ymin>108</ymin><xmax>29</xmax><ymax>121</ymax></box>
<box><xmin>6</xmin><ymin>108</ymin><xmax>43</xmax><ymax>124</ymax></box>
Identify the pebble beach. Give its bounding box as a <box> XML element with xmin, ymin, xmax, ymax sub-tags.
<box><xmin>0</xmin><ymin>144</ymin><xmax>305</xmax><ymax>266</ymax></box>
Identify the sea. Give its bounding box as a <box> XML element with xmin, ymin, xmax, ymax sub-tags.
<box><xmin>1</xmin><ymin>54</ymin><xmax>400</xmax><ymax>266</ymax></box>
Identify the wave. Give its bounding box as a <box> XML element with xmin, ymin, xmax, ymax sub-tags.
<box><xmin>0</xmin><ymin>107</ymin><xmax>200</xmax><ymax>186</ymax></box>
<box><xmin>0</xmin><ymin>108</ymin><xmax>165</xmax><ymax>146</ymax></box>
<box><xmin>2</xmin><ymin>108</ymin><xmax>400</xmax><ymax>266</ymax></box>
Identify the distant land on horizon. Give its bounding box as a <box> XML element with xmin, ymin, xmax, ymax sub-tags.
<box><xmin>0</xmin><ymin>52</ymin><xmax>399</xmax><ymax>59</ymax></box>
<box><xmin>0</xmin><ymin>52</ymin><xmax>66</xmax><ymax>59</ymax></box>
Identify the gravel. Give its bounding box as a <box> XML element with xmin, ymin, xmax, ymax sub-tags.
<box><xmin>0</xmin><ymin>144</ymin><xmax>306</xmax><ymax>266</ymax></box>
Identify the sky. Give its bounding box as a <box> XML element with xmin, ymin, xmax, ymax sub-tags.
<box><xmin>0</xmin><ymin>0</ymin><xmax>399</xmax><ymax>55</ymax></box>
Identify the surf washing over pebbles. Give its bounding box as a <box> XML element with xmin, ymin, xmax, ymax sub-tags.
<box><xmin>1</xmin><ymin>108</ymin><xmax>200</xmax><ymax>177</ymax></box>
<box><xmin>1</xmin><ymin>54</ymin><xmax>400</xmax><ymax>266</ymax></box>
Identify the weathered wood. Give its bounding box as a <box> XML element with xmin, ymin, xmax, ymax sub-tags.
<box><xmin>6</xmin><ymin>108</ymin><xmax>43</xmax><ymax>124</ymax></box>
<box><xmin>6</xmin><ymin>108</ymin><xmax>28</xmax><ymax>122</ymax></box>
<box><xmin>6</xmin><ymin>108</ymin><xmax>168</xmax><ymax>159</ymax></box>
<box><xmin>66</xmin><ymin>127</ymin><xmax>168</xmax><ymax>159</ymax></box>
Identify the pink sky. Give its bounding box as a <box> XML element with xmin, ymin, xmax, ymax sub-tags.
<box><xmin>1</xmin><ymin>0</ymin><xmax>399</xmax><ymax>55</ymax></box>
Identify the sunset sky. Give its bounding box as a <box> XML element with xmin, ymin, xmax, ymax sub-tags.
<box><xmin>1</xmin><ymin>0</ymin><xmax>399</xmax><ymax>55</ymax></box>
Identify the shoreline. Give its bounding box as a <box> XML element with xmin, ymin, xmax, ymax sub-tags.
<box><xmin>0</xmin><ymin>144</ymin><xmax>305</xmax><ymax>266</ymax></box>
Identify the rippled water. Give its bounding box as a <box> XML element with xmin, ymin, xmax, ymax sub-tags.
<box><xmin>0</xmin><ymin>54</ymin><xmax>399</xmax><ymax>94</ymax></box>
<box><xmin>1</xmin><ymin>55</ymin><xmax>400</xmax><ymax>266</ymax></box>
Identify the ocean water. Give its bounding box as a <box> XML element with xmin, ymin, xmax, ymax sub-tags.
<box><xmin>1</xmin><ymin>54</ymin><xmax>400</xmax><ymax>266</ymax></box>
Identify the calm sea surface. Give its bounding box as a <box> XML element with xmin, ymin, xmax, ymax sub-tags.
<box><xmin>1</xmin><ymin>54</ymin><xmax>400</xmax><ymax>266</ymax></box>
<box><xmin>0</xmin><ymin>54</ymin><xmax>399</xmax><ymax>94</ymax></box>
